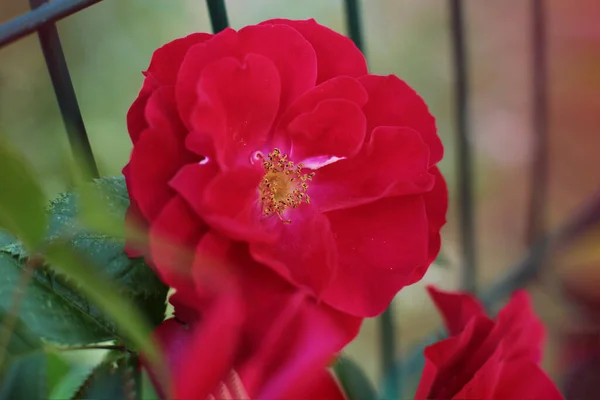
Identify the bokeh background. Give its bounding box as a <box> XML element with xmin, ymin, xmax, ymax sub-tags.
<box><xmin>2</xmin><ymin>0</ymin><xmax>599</xmax><ymax>396</ymax></box>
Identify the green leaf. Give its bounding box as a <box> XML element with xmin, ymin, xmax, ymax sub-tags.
<box><xmin>44</xmin><ymin>242</ymin><xmax>160</xmax><ymax>362</ymax></box>
<box><xmin>0</xmin><ymin>352</ymin><xmax>46</xmax><ymax>400</ymax></box>
<box><xmin>0</xmin><ymin>253</ymin><xmax>117</xmax><ymax>344</ymax></box>
<box><xmin>46</xmin><ymin>176</ymin><xmax>129</xmax><ymax>240</ymax></box>
<box><xmin>0</xmin><ymin>142</ymin><xmax>47</xmax><ymax>249</ymax></box>
<box><xmin>0</xmin><ymin>312</ymin><xmax>46</xmax><ymax>400</ymax></box>
<box><xmin>0</xmin><ymin>230</ymin><xmax>14</xmax><ymax>250</ymax></box>
<box><xmin>47</xmin><ymin>176</ymin><xmax>168</xmax><ymax>326</ymax></box>
<box><xmin>0</xmin><ymin>176</ymin><xmax>168</xmax><ymax>345</ymax></box>
<box><xmin>334</xmin><ymin>355</ymin><xmax>379</xmax><ymax>400</ymax></box>
<box><xmin>78</xmin><ymin>176</ymin><xmax>130</xmax><ymax>238</ymax></box>
<box><xmin>49</xmin><ymin>358</ymin><xmax>103</xmax><ymax>400</ymax></box>
<box><xmin>0</xmin><ymin>309</ymin><xmax>42</xmax><ymax>362</ymax></box>
<box><xmin>141</xmin><ymin>369</ymin><xmax>161</xmax><ymax>400</ymax></box>
<box><xmin>76</xmin><ymin>353</ymin><xmax>140</xmax><ymax>400</ymax></box>
<box><xmin>45</xmin><ymin>352</ymin><xmax>71</xmax><ymax>398</ymax></box>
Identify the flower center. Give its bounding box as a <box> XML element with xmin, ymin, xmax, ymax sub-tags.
<box><xmin>257</xmin><ymin>148</ymin><xmax>315</xmax><ymax>223</ymax></box>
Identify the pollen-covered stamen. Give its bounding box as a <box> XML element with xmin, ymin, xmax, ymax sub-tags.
<box><xmin>257</xmin><ymin>148</ymin><xmax>315</xmax><ymax>223</ymax></box>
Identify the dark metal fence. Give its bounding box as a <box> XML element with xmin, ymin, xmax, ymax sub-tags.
<box><xmin>1</xmin><ymin>0</ymin><xmax>599</xmax><ymax>398</ymax></box>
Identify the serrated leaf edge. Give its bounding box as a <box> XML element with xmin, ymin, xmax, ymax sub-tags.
<box><xmin>1</xmin><ymin>255</ymin><xmax>118</xmax><ymax>345</ymax></box>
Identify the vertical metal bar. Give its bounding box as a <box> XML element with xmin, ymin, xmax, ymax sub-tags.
<box><xmin>343</xmin><ymin>0</ymin><xmax>364</xmax><ymax>51</ymax></box>
<box><xmin>29</xmin><ymin>0</ymin><xmax>99</xmax><ymax>179</ymax></box>
<box><xmin>205</xmin><ymin>0</ymin><xmax>229</xmax><ymax>33</ymax></box>
<box><xmin>449</xmin><ymin>0</ymin><xmax>477</xmax><ymax>293</ymax></box>
<box><xmin>379</xmin><ymin>309</ymin><xmax>400</xmax><ymax>398</ymax></box>
<box><xmin>526</xmin><ymin>0</ymin><xmax>548</xmax><ymax>244</ymax></box>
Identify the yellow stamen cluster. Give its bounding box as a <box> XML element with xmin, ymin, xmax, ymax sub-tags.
<box><xmin>257</xmin><ymin>148</ymin><xmax>315</xmax><ymax>223</ymax></box>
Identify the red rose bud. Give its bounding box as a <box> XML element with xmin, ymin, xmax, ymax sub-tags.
<box><xmin>415</xmin><ymin>286</ymin><xmax>563</xmax><ymax>400</ymax></box>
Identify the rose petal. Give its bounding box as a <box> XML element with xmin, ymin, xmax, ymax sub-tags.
<box><xmin>250</xmin><ymin>209</ymin><xmax>338</xmax><ymax>296</ymax></box>
<box><xmin>149</xmin><ymin>195</ymin><xmax>207</xmax><ymax>293</ymax></box>
<box><xmin>310</xmin><ymin>126</ymin><xmax>434</xmax><ymax>213</ymax></box>
<box><xmin>449</xmin><ymin>290</ymin><xmax>547</xmax><ymax>396</ymax></box>
<box><xmin>150</xmin><ymin>280</ymin><xmax>242</xmax><ymax>400</ymax></box>
<box><xmin>256</xmin><ymin>304</ymin><xmax>360</xmax><ymax>400</ymax></box>
<box><xmin>426</xmin><ymin>286</ymin><xmax>487</xmax><ymax>337</ymax></box>
<box><xmin>235</xmin><ymin>260</ymin><xmax>360</xmax><ymax>400</ymax></box>
<box><xmin>185</xmin><ymin>130</ymin><xmax>216</xmax><ymax>160</ymax></box>
<box><xmin>424</xmin><ymin>167</ymin><xmax>448</xmax><ymax>264</ymax></box>
<box><xmin>123</xmin><ymin>163</ymin><xmax>149</xmax><ymax>257</ymax></box>
<box><xmin>287</xmin><ymin>370</ymin><xmax>347</xmax><ymax>400</ymax></box>
<box><xmin>190</xmin><ymin>54</ymin><xmax>281</xmax><ymax>169</ymax></box>
<box><xmin>321</xmin><ymin>195</ymin><xmax>430</xmax><ymax>317</ymax></box>
<box><xmin>359</xmin><ymin>74</ymin><xmax>443</xmax><ymax>165</ymax></box>
<box><xmin>487</xmin><ymin>360</ymin><xmax>563</xmax><ymax>400</ymax></box>
<box><xmin>127</xmin><ymin>87</ymin><xmax>198</xmax><ymax>222</ymax></box>
<box><xmin>145</xmin><ymin>33</ymin><xmax>213</xmax><ymax>86</ymax></box>
<box><xmin>495</xmin><ymin>290</ymin><xmax>545</xmax><ymax>362</ymax></box>
<box><xmin>447</xmin><ymin>341</ymin><xmax>504</xmax><ymax>400</ymax></box>
<box><xmin>262</xmin><ymin>18</ymin><xmax>368</xmax><ymax>84</ymax></box>
<box><xmin>287</xmin><ymin>99</ymin><xmax>366</xmax><ymax>162</ymax></box>
<box><xmin>123</xmin><ymin>200</ymin><xmax>148</xmax><ymax>258</ymax></box>
<box><xmin>173</xmin><ymin>165</ymin><xmax>276</xmax><ymax>243</ymax></box>
<box><xmin>416</xmin><ymin>316</ymin><xmax>495</xmax><ymax>399</ymax></box>
<box><xmin>168</xmin><ymin>161</ymin><xmax>220</xmax><ymax>212</ymax></box>
<box><xmin>143</xmin><ymin>86</ymin><xmax>187</xmax><ymax>134</ymax></box>
<box><xmin>273</xmin><ymin>76</ymin><xmax>368</xmax><ymax>152</ymax></box>
<box><xmin>127</xmin><ymin>33</ymin><xmax>211</xmax><ymax>143</ymax></box>
<box><xmin>177</xmin><ymin>25</ymin><xmax>317</xmax><ymax>128</ymax></box>
<box><xmin>127</xmin><ymin>125</ymin><xmax>189</xmax><ymax>223</ymax></box>
<box><xmin>127</xmin><ymin>86</ymin><xmax>153</xmax><ymax>145</ymax></box>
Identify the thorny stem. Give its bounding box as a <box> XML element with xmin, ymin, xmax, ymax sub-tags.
<box><xmin>0</xmin><ymin>257</ymin><xmax>40</xmax><ymax>369</ymax></box>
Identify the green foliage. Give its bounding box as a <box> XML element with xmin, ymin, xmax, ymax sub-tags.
<box><xmin>46</xmin><ymin>177</ymin><xmax>168</xmax><ymax>328</ymax></box>
<box><xmin>76</xmin><ymin>353</ymin><xmax>141</xmax><ymax>400</ymax></box>
<box><xmin>48</xmin><ymin>358</ymin><xmax>99</xmax><ymax>400</ymax></box>
<box><xmin>141</xmin><ymin>369</ymin><xmax>161</xmax><ymax>400</ymax></box>
<box><xmin>334</xmin><ymin>355</ymin><xmax>379</xmax><ymax>400</ymax></box>
<box><xmin>0</xmin><ymin>174</ymin><xmax>169</xmax><ymax>399</ymax></box>
<box><xmin>44</xmin><ymin>242</ymin><xmax>161</xmax><ymax>358</ymax></box>
<box><xmin>0</xmin><ymin>142</ymin><xmax>47</xmax><ymax>249</ymax></box>
<box><xmin>0</xmin><ymin>253</ymin><xmax>119</xmax><ymax>344</ymax></box>
<box><xmin>0</xmin><ymin>312</ymin><xmax>45</xmax><ymax>400</ymax></box>
<box><xmin>0</xmin><ymin>310</ymin><xmax>42</xmax><ymax>363</ymax></box>
<box><xmin>0</xmin><ymin>177</ymin><xmax>168</xmax><ymax>346</ymax></box>
<box><xmin>0</xmin><ymin>352</ymin><xmax>47</xmax><ymax>400</ymax></box>
<box><xmin>46</xmin><ymin>352</ymin><xmax>72</xmax><ymax>396</ymax></box>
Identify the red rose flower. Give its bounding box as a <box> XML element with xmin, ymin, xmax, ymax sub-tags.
<box><xmin>124</xmin><ymin>18</ymin><xmax>447</xmax><ymax>317</ymax></box>
<box><xmin>415</xmin><ymin>286</ymin><xmax>563</xmax><ymax>400</ymax></box>
<box><xmin>145</xmin><ymin>234</ymin><xmax>356</xmax><ymax>400</ymax></box>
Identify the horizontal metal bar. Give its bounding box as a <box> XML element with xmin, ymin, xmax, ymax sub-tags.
<box><xmin>0</xmin><ymin>0</ymin><xmax>103</xmax><ymax>48</ymax></box>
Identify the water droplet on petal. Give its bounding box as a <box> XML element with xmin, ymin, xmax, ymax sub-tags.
<box><xmin>199</xmin><ymin>157</ymin><xmax>210</xmax><ymax>165</ymax></box>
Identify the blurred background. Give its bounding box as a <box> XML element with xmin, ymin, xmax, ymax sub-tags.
<box><xmin>1</xmin><ymin>0</ymin><xmax>599</xmax><ymax>396</ymax></box>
